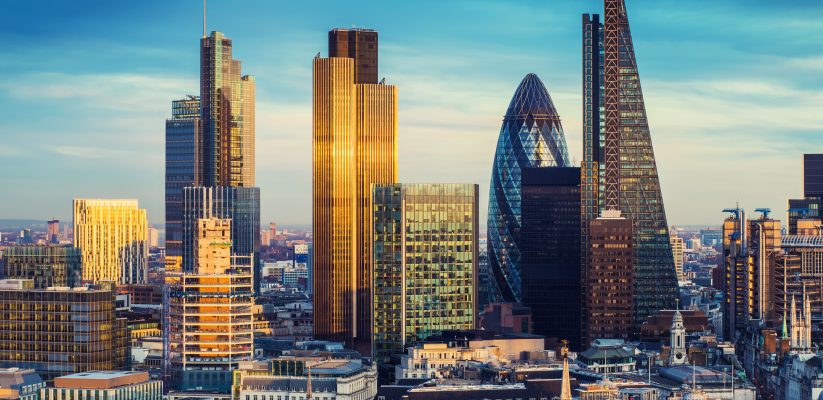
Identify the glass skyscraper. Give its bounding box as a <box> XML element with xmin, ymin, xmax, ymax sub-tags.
<box><xmin>372</xmin><ymin>183</ymin><xmax>478</xmax><ymax>373</ymax></box>
<box><xmin>312</xmin><ymin>29</ymin><xmax>397</xmax><ymax>354</ymax></box>
<box><xmin>519</xmin><ymin>167</ymin><xmax>582</xmax><ymax>350</ymax></box>
<box><xmin>165</xmin><ymin>96</ymin><xmax>200</xmax><ymax>271</ymax></box>
<box><xmin>200</xmin><ymin>31</ymin><xmax>255</xmax><ymax>188</ymax></box>
<box><xmin>487</xmin><ymin>73</ymin><xmax>571</xmax><ymax>303</ymax></box>
<box><xmin>582</xmin><ymin>0</ymin><xmax>678</xmax><ymax>328</ymax></box>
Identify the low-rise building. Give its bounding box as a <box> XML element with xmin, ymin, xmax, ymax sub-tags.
<box><xmin>0</xmin><ymin>368</ymin><xmax>45</xmax><ymax>400</ymax></box>
<box><xmin>233</xmin><ymin>358</ymin><xmax>376</xmax><ymax>400</ymax></box>
<box><xmin>576</xmin><ymin>339</ymin><xmax>636</xmax><ymax>374</ymax></box>
<box><xmin>41</xmin><ymin>371</ymin><xmax>162</xmax><ymax>400</ymax></box>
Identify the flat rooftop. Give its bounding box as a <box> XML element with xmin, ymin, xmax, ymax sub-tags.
<box><xmin>54</xmin><ymin>371</ymin><xmax>149</xmax><ymax>389</ymax></box>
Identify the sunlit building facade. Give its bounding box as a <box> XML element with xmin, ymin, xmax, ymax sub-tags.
<box><xmin>73</xmin><ymin>199</ymin><xmax>148</xmax><ymax>284</ymax></box>
<box><xmin>312</xmin><ymin>31</ymin><xmax>397</xmax><ymax>353</ymax></box>
<box><xmin>487</xmin><ymin>73</ymin><xmax>571</xmax><ymax>303</ymax></box>
<box><xmin>165</xmin><ymin>96</ymin><xmax>201</xmax><ymax>271</ymax></box>
<box><xmin>371</xmin><ymin>183</ymin><xmax>478</xmax><ymax>369</ymax></box>
<box><xmin>3</xmin><ymin>245</ymin><xmax>82</xmax><ymax>288</ymax></box>
<box><xmin>166</xmin><ymin>218</ymin><xmax>254</xmax><ymax>392</ymax></box>
<box><xmin>0</xmin><ymin>280</ymin><xmax>128</xmax><ymax>382</ymax></box>
<box><xmin>582</xmin><ymin>1</ymin><xmax>678</xmax><ymax>329</ymax></box>
<box><xmin>200</xmin><ymin>31</ymin><xmax>255</xmax><ymax>188</ymax></box>
<box><xmin>670</xmin><ymin>235</ymin><xmax>684</xmax><ymax>281</ymax></box>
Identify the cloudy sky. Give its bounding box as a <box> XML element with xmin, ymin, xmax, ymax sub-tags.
<box><xmin>1</xmin><ymin>0</ymin><xmax>821</xmax><ymax>228</ymax></box>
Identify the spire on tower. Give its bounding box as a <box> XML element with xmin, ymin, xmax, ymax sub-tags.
<box><xmin>202</xmin><ymin>0</ymin><xmax>207</xmax><ymax>38</ymax></box>
<box><xmin>559</xmin><ymin>340</ymin><xmax>572</xmax><ymax>400</ymax></box>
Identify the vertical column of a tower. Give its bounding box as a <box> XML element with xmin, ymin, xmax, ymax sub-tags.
<box><xmin>603</xmin><ymin>0</ymin><xmax>621</xmax><ymax>210</ymax></box>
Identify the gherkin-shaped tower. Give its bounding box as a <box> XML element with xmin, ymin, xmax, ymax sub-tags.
<box><xmin>487</xmin><ymin>73</ymin><xmax>571</xmax><ymax>302</ymax></box>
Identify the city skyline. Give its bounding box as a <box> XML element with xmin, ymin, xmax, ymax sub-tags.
<box><xmin>1</xmin><ymin>1</ymin><xmax>822</xmax><ymax>227</ymax></box>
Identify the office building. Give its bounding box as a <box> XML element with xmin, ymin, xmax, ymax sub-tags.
<box><xmin>42</xmin><ymin>371</ymin><xmax>161</xmax><ymax>400</ymax></box>
<box><xmin>147</xmin><ymin>227</ymin><xmax>159</xmax><ymax>249</ymax></box>
<box><xmin>182</xmin><ymin>186</ymin><xmax>260</xmax><ymax>291</ymax></box>
<box><xmin>165</xmin><ymin>96</ymin><xmax>201</xmax><ymax>271</ymax></box>
<box><xmin>519</xmin><ymin>167</ymin><xmax>582</xmax><ymax>349</ymax></box>
<box><xmin>73</xmin><ymin>199</ymin><xmax>148</xmax><ymax>284</ymax></box>
<box><xmin>670</xmin><ymin>235</ymin><xmax>684</xmax><ymax>281</ymax></box>
<box><xmin>582</xmin><ymin>1</ymin><xmax>678</xmax><ymax>329</ymax></box>
<box><xmin>0</xmin><ymin>279</ymin><xmax>128</xmax><ymax>382</ymax></box>
<box><xmin>487</xmin><ymin>73</ymin><xmax>571</xmax><ymax>304</ymax></box>
<box><xmin>166</xmin><ymin>218</ymin><xmax>254</xmax><ymax>392</ymax></box>
<box><xmin>200</xmin><ymin>31</ymin><xmax>255</xmax><ymax>188</ymax></box>
<box><xmin>720</xmin><ymin>209</ymin><xmax>782</xmax><ymax>339</ymax></box>
<box><xmin>0</xmin><ymin>368</ymin><xmax>45</xmax><ymax>400</ymax></box>
<box><xmin>313</xmin><ymin>28</ymin><xmax>397</xmax><ymax>353</ymax></box>
<box><xmin>586</xmin><ymin>211</ymin><xmax>634</xmax><ymax>344</ymax></box>
<box><xmin>232</xmin><ymin>358</ymin><xmax>377</xmax><ymax>400</ymax></box>
<box><xmin>47</xmin><ymin>220</ymin><xmax>60</xmax><ymax>244</ymax></box>
<box><xmin>328</xmin><ymin>28</ymin><xmax>378</xmax><ymax>84</ymax></box>
<box><xmin>372</xmin><ymin>183</ymin><xmax>478</xmax><ymax>369</ymax></box>
<box><xmin>788</xmin><ymin>154</ymin><xmax>823</xmax><ymax>234</ymax></box>
<box><xmin>2</xmin><ymin>245</ymin><xmax>82</xmax><ymax>288</ymax></box>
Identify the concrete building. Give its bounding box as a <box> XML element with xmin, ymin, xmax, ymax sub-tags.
<box><xmin>0</xmin><ymin>368</ymin><xmax>45</xmax><ymax>400</ymax></box>
<box><xmin>0</xmin><ymin>280</ymin><xmax>128</xmax><ymax>382</ymax></box>
<box><xmin>42</xmin><ymin>371</ymin><xmax>161</xmax><ymax>400</ymax></box>
<box><xmin>73</xmin><ymin>199</ymin><xmax>148</xmax><ymax>284</ymax></box>
<box><xmin>166</xmin><ymin>218</ymin><xmax>254</xmax><ymax>392</ymax></box>
<box><xmin>2</xmin><ymin>245</ymin><xmax>81</xmax><ymax>288</ymax></box>
<box><xmin>576</xmin><ymin>339</ymin><xmax>636</xmax><ymax>375</ymax></box>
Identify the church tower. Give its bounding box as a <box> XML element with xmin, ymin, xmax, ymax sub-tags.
<box><xmin>670</xmin><ymin>309</ymin><xmax>687</xmax><ymax>365</ymax></box>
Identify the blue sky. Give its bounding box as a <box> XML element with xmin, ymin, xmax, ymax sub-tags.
<box><xmin>1</xmin><ymin>0</ymin><xmax>821</xmax><ymax>227</ymax></box>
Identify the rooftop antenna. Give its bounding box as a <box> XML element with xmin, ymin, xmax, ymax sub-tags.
<box><xmin>202</xmin><ymin>0</ymin><xmax>207</xmax><ymax>38</ymax></box>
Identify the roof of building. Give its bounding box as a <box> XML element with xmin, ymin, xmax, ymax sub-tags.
<box><xmin>0</xmin><ymin>368</ymin><xmax>42</xmax><ymax>389</ymax></box>
<box><xmin>783</xmin><ymin>235</ymin><xmax>823</xmax><ymax>248</ymax></box>
<box><xmin>53</xmin><ymin>371</ymin><xmax>150</xmax><ymax>389</ymax></box>
<box><xmin>658</xmin><ymin>365</ymin><xmax>730</xmax><ymax>386</ymax></box>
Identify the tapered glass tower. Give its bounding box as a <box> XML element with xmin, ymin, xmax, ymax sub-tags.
<box><xmin>582</xmin><ymin>0</ymin><xmax>678</xmax><ymax>330</ymax></box>
<box><xmin>487</xmin><ymin>73</ymin><xmax>571</xmax><ymax>303</ymax></box>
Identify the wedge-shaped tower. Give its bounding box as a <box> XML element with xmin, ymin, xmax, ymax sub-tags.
<box><xmin>488</xmin><ymin>73</ymin><xmax>571</xmax><ymax>302</ymax></box>
<box><xmin>582</xmin><ymin>0</ymin><xmax>678</xmax><ymax>330</ymax></box>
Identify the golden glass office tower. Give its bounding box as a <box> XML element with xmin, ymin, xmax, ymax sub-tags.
<box><xmin>312</xmin><ymin>31</ymin><xmax>397</xmax><ymax>353</ymax></box>
<box><xmin>73</xmin><ymin>199</ymin><xmax>148</xmax><ymax>284</ymax></box>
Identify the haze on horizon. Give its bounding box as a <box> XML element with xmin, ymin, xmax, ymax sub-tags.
<box><xmin>0</xmin><ymin>0</ymin><xmax>821</xmax><ymax>227</ymax></box>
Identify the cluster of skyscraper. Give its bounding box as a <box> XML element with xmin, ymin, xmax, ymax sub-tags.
<box><xmin>485</xmin><ymin>0</ymin><xmax>677</xmax><ymax>351</ymax></box>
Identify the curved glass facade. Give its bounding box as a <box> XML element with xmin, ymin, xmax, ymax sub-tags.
<box><xmin>487</xmin><ymin>73</ymin><xmax>571</xmax><ymax>302</ymax></box>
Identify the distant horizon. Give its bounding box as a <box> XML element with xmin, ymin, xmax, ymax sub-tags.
<box><xmin>1</xmin><ymin>0</ymin><xmax>821</xmax><ymax>227</ymax></box>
